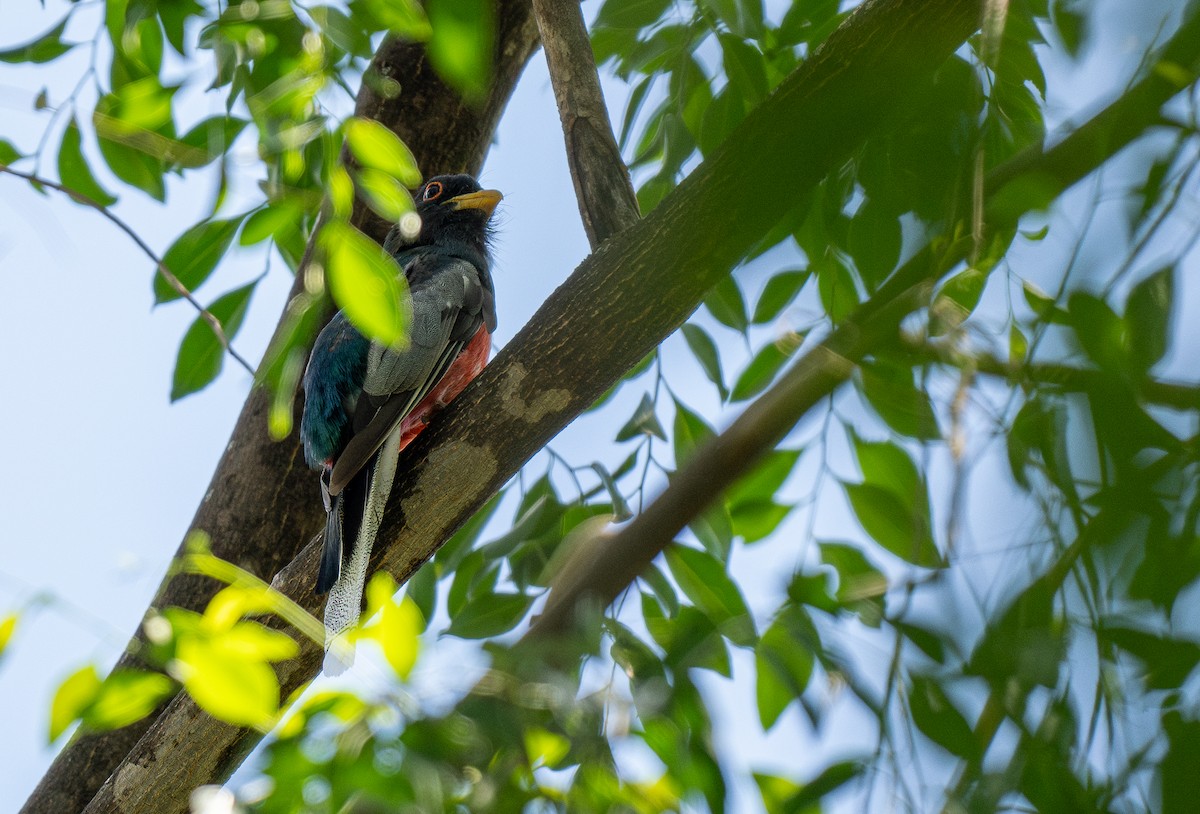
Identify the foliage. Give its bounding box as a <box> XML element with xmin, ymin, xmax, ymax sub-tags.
<box><xmin>4</xmin><ymin>0</ymin><xmax>1200</xmax><ymax>812</ymax></box>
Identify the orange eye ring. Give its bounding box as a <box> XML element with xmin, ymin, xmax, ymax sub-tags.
<box><xmin>422</xmin><ymin>181</ymin><xmax>444</xmax><ymax>201</ymax></box>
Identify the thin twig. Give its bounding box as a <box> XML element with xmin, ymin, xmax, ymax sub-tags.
<box><xmin>0</xmin><ymin>165</ymin><xmax>256</xmax><ymax>375</ymax></box>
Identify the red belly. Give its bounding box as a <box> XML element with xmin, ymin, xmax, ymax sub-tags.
<box><xmin>396</xmin><ymin>326</ymin><xmax>491</xmax><ymax>452</ymax></box>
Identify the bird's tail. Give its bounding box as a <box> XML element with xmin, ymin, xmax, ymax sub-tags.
<box><xmin>320</xmin><ymin>423</ymin><xmax>405</xmax><ymax>674</ymax></box>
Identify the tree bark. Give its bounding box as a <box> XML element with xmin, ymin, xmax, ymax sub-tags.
<box><xmin>20</xmin><ymin>5</ymin><xmax>540</xmax><ymax>813</ymax></box>
<box><xmin>532</xmin><ymin>0</ymin><xmax>639</xmax><ymax>246</ymax></box>
<box><xmin>80</xmin><ymin>2</ymin><xmax>983</xmax><ymax>811</ymax></box>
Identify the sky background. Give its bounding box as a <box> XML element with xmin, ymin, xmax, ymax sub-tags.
<box><xmin>1</xmin><ymin>1</ymin><xmax>1196</xmax><ymax>811</ymax></box>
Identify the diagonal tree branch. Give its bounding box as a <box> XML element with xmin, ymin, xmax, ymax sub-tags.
<box><xmin>532</xmin><ymin>0</ymin><xmax>640</xmax><ymax>246</ymax></box>
<box><xmin>79</xmin><ymin>2</ymin><xmax>984</xmax><ymax>811</ymax></box>
<box><xmin>528</xmin><ymin>3</ymin><xmax>1200</xmax><ymax>639</ymax></box>
<box><xmin>22</xmin><ymin>5</ymin><xmax>542</xmax><ymax>813</ymax></box>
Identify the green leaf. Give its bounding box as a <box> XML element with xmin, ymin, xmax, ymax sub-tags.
<box><xmin>1164</xmin><ymin>712</ymin><xmax>1200</xmax><ymax>814</ymax></box>
<box><xmin>57</xmin><ymin>118</ymin><xmax>117</xmax><ymax>207</ymax></box>
<box><xmin>0</xmin><ymin>138</ymin><xmax>21</xmax><ymax>166</ymax></box>
<box><xmin>174</xmin><ymin>116</ymin><xmax>249</xmax><ymax>169</ymax></box>
<box><xmin>174</xmin><ymin>635</ymin><xmax>280</xmax><ymax>730</ymax></box>
<box><xmin>84</xmin><ymin>670</ymin><xmax>175</xmax><ymax>732</ymax></box>
<box><xmin>699</xmin><ymin>0</ymin><xmax>763</xmax><ymax>39</ymax></box>
<box><xmin>755</xmin><ymin>605</ymin><xmax>814</xmax><ymax>729</ymax></box>
<box><xmin>447</xmin><ymin>592</ymin><xmax>531</xmax><ymax>639</ymax></box>
<box><xmin>730</xmin><ymin>500</ymin><xmax>792</xmax><ymax>543</ymax></box>
<box><xmin>435</xmin><ymin>491</ymin><xmax>503</xmax><ymax>572</ymax></box>
<box><xmin>50</xmin><ymin>665</ymin><xmax>101</xmax><ymax>742</ymax></box>
<box><xmin>1125</xmin><ymin>266</ymin><xmax>1173</xmax><ymax>374</ymax></box>
<box><xmin>818</xmin><ymin>541</ymin><xmax>886</xmax><ymax>623</ymax></box>
<box><xmin>1102</xmin><ymin>627</ymin><xmax>1200</xmax><ymax>690</ymax></box>
<box><xmin>1022</xmin><ymin>280</ymin><xmax>1069</xmax><ymax>324</ymax></box>
<box><xmin>350</xmin><ymin>0</ymin><xmax>431</xmax><ymax>38</ymax></box>
<box><xmin>320</xmin><ymin>220</ymin><xmax>410</xmax><ymax>347</ymax></box>
<box><xmin>718</xmin><ymin>34</ymin><xmax>768</xmax><ymax>107</ymax></box>
<box><xmin>171</xmin><ymin>281</ymin><xmax>256</xmax><ymax>401</ymax></box>
<box><xmin>752</xmin><ymin>269</ymin><xmax>809</xmax><ymax>323</ymax></box>
<box><xmin>681</xmin><ymin>324</ymin><xmax>728</xmax><ymax>400</ymax></box>
<box><xmin>355</xmin><ymin>167</ymin><xmax>416</xmax><ymax>221</ymax></box>
<box><xmin>665</xmin><ymin>544</ymin><xmax>756</xmax><ymax>646</ymax></box>
<box><xmin>0</xmin><ymin>17</ymin><xmax>73</xmax><ymax>64</ymax></box>
<box><xmin>815</xmin><ymin>255</ymin><xmax>858</xmax><ymax>322</ymax></box>
<box><xmin>154</xmin><ymin>216</ymin><xmax>245</xmax><ymax>303</ymax></box>
<box><xmin>844</xmin><ymin>483</ymin><xmax>941</xmax><ymax>567</ymax></box>
<box><xmin>343</xmin><ymin>117</ymin><xmax>422</xmax><ymax>186</ymax></box>
<box><xmin>590</xmin><ymin>462</ymin><xmax>632</xmax><ymax>521</ymax></box>
<box><xmin>363</xmin><ymin>575</ymin><xmax>423</xmax><ymax>679</ymax></box>
<box><xmin>1068</xmin><ymin>292</ymin><xmax>1127</xmax><ymax>372</ymax></box>
<box><xmin>847</xmin><ymin>200</ymin><xmax>901</xmax><ymax>286</ymax></box>
<box><xmin>0</xmin><ymin>613</ymin><xmax>16</xmax><ymax>658</ymax></box>
<box><xmin>859</xmin><ymin>361</ymin><xmax>940</xmax><ymax>440</ymax></box>
<box><xmin>704</xmin><ymin>274</ymin><xmax>749</xmax><ymax>334</ymax></box>
<box><xmin>930</xmin><ymin>268</ymin><xmax>987</xmax><ymax>335</ymax></box>
<box><xmin>405</xmin><ymin>562</ymin><xmax>437</xmax><ymax>632</ymax></box>
<box><xmin>616</xmin><ymin>393</ymin><xmax>666</xmax><ymax>442</ymax></box>
<box><xmin>595</xmin><ymin>0</ymin><xmax>673</xmax><ymax>29</ymax></box>
<box><xmin>672</xmin><ymin>398</ymin><xmax>714</xmax><ymax>466</ymax></box>
<box><xmin>425</xmin><ymin>0</ymin><xmax>494</xmax><ymax>101</ymax></box>
<box><xmin>731</xmin><ymin>334</ymin><xmax>800</xmax><ymax>401</ymax></box>
<box><xmin>909</xmin><ymin>676</ymin><xmax>978</xmax><ymax>759</ymax></box>
<box><xmin>728</xmin><ymin>448</ymin><xmax>801</xmax><ymax>508</ymax></box>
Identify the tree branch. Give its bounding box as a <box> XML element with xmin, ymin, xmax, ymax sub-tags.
<box><xmin>903</xmin><ymin>335</ymin><xmax>1200</xmax><ymax>409</ymax></box>
<box><xmin>532</xmin><ymin>0</ymin><xmax>639</xmax><ymax>246</ymax></box>
<box><xmin>78</xmin><ymin>2</ymin><xmax>984</xmax><ymax>811</ymax></box>
<box><xmin>0</xmin><ymin>166</ymin><xmax>255</xmax><ymax>375</ymax></box>
<box><xmin>21</xmin><ymin>5</ymin><xmax>541</xmax><ymax>812</ymax></box>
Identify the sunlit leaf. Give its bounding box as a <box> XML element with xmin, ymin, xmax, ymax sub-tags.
<box><xmin>319</xmin><ymin>220</ymin><xmax>410</xmax><ymax>347</ymax></box>
<box><xmin>84</xmin><ymin>670</ymin><xmax>176</xmax><ymax>732</ymax></box>
<box><xmin>425</xmin><ymin>0</ymin><xmax>494</xmax><ymax>101</ymax></box>
<box><xmin>50</xmin><ymin>665</ymin><xmax>101</xmax><ymax>742</ymax></box>
<box><xmin>343</xmin><ymin>117</ymin><xmax>422</xmax><ymax>186</ymax></box>
<box><xmin>173</xmin><ymin>636</ymin><xmax>280</xmax><ymax>730</ymax></box>
<box><xmin>355</xmin><ymin>166</ymin><xmax>416</xmax><ymax>221</ymax></box>
<box><xmin>0</xmin><ymin>613</ymin><xmax>17</xmax><ymax>658</ymax></box>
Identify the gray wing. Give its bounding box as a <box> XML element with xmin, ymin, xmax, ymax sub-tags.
<box><xmin>327</xmin><ymin>259</ymin><xmax>487</xmax><ymax>495</ymax></box>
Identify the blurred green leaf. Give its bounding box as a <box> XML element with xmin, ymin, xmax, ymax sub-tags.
<box><xmin>447</xmin><ymin>592</ymin><xmax>531</xmax><ymax>639</ymax></box>
<box><xmin>344</xmin><ymin>117</ymin><xmax>422</xmax><ymax>186</ymax></box>
<box><xmin>50</xmin><ymin>665</ymin><xmax>101</xmax><ymax>742</ymax></box>
<box><xmin>930</xmin><ymin>268</ymin><xmax>987</xmax><ymax>335</ymax></box>
<box><xmin>665</xmin><ymin>544</ymin><xmax>756</xmax><ymax>646</ymax></box>
<box><xmin>673</xmin><ymin>398</ymin><xmax>714</xmax><ymax>466</ymax></box>
<box><xmin>617</xmin><ymin>393</ymin><xmax>666</xmax><ymax>442</ymax></box>
<box><xmin>0</xmin><ymin>17</ymin><xmax>73</xmax><ymax>64</ymax></box>
<box><xmin>174</xmin><ymin>115</ymin><xmax>248</xmax><ymax>168</ymax></box>
<box><xmin>731</xmin><ymin>500</ymin><xmax>792</xmax><ymax>543</ymax></box>
<box><xmin>154</xmin><ymin>215</ymin><xmax>246</xmax><ymax>303</ymax></box>
<box><xmin>1069</xmin><ymin>291</ymin><xmax>1127</xmax><ymax>372</ymax></box>
<box><xmin>57</xmin><ymin>118</ymin><xmax>117</xmax><ymax>207</ymax></box>
<box><xmin>355</xmin><ymin>166</ymin><xmax>416</xmax><ymax>221</ymax></box>
<box><xmin>1125</xmin><ymin>266</ymin><xmax>1173</xmax><ymax>374</ymax></box>
<box><xmin>174</xmin><ymin>634</ymin><xmax>281</xmax><ymax>730</ymax></box>
<box><xmin>596</xmin><ymin>0</ymin><xmax>672</xmax><ymax>29</ymax></box>
<box><xmin>0</xmin><ymin>138</ymin><xmax>21</xmax><ymax>166</ymax></box>
<box><xmin>699</xmin><ymin>0</ymin><xmax>763</xmax><ymax>39</ymax></box>
<box><xmin>909</xmin><ymin>676</ymin><xmax>978</xmax><ymax>759</ymax></box>
<box><xmin>815</xmin><ymin>254</ymin><xmax>858</xmax><ymax>322</ymax></box>
<box><xmin>847</xmin><ymin>199</ymin><xmax>901</xmax><ymax>287</ymax></box>
<box><xmin>682</xmin><ymin>324</ymin><xmax>728</xmax><ymax>400</ymax></box>
<box><xmin>362</xmin><ymin>574</ymin><xmax>423</xmax><ymax>679</ymax></box>
<box><xmin>426</xmin><ymin>0</ymin><xmax>494</xmax><ymax>101</ymax></box>
<box><xmin>171</xmin><ymin>281</ymin><xmax>255</xmax><ymax>401</ymax></box>
<box><xmin>1163</xmin><ymin>711</ymin><xmax>1200</xmax><ymax>814</ymax></box>
<box><xmin>0</xmin><ymin>613</ymin><xmax>16</xmax><ymax>658</ymax></box>
<box><xmin>752</xmin><ymin>269</ymin><xmax>809</xmax><ymax>323</ymax></box>
<box><xmin>1102</xmin><ymin>626</ymin><xmax>1200</xmax><ymax>690</ymax></box>
<box><xmin>731</xmin><ymin>334</ymin><xmax>800</xmax><ymax>401</ymax></box>
<box><xmin>755</xmin><ymin>605</ymin><xmax>814</xmax><ymax>729</ymax></box>
<box><xmin>844</xmin><ymin>483</ymin><xmax>940</xmax><ymax>567</ymax></box>
<box><xmin>860</xmin><ymin>360</ymin><xmax>940</xmax><ymax>440</ymax></box>
<box><xmin>718</xmin><ymin>34</ymin><xmax>767</xmax><ymax>107</ymax></box>
<box><xmin>350</xmin><ymin>0</ymin><xmax>431</xmax><ymax>38</ymax></box>
<box><xmin>83</xmin><ymin>670</ymin><xmax>175</xmax><ymax>732</ymax></box>
<box><xmin>320</xmin><ymin>220</ymin><xmax>410</xmax><ymax>347</ymax></box>
<box><xmin>704</xmin><ymin>274</ymin><xmax>749</xmax><ymax>334</ymax></box>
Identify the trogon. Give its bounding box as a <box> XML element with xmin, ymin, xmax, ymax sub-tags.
<box><xmin>300</xmin><ymin>174</ymin><xmax>501</xmax><ymax>660</ymax></box>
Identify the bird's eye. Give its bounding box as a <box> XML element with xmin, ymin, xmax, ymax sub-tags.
<box><xmin>422</xmin><ymin>181</ymin><xmax>444</xmax><ymax>201</ymax></box>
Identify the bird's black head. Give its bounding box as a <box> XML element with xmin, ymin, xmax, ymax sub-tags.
<box><xmin>384</xmin><ymin>174</ymin><xmax>501</xmax><ymax>262</ymax></box>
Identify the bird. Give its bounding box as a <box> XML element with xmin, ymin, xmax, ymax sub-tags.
<box><xmin>300</xmin><ymin>174</ymin><xmax>501</xmax><ymax>667</ymax></box>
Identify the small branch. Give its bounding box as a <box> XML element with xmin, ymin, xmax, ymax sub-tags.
<box><xmin>904</xmin><ymin>336</ymin><xmax>1200</xmax><ymax>409</ymax></box>
<box><xmin>0</xmin><ymin>165</ymin><xmax>256</xmax><ymax>376</ymax></box>
<box><xmin>531</xmin><ymin>0</ymin><xmax>640</xmax><ymax>247</ymax></box>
